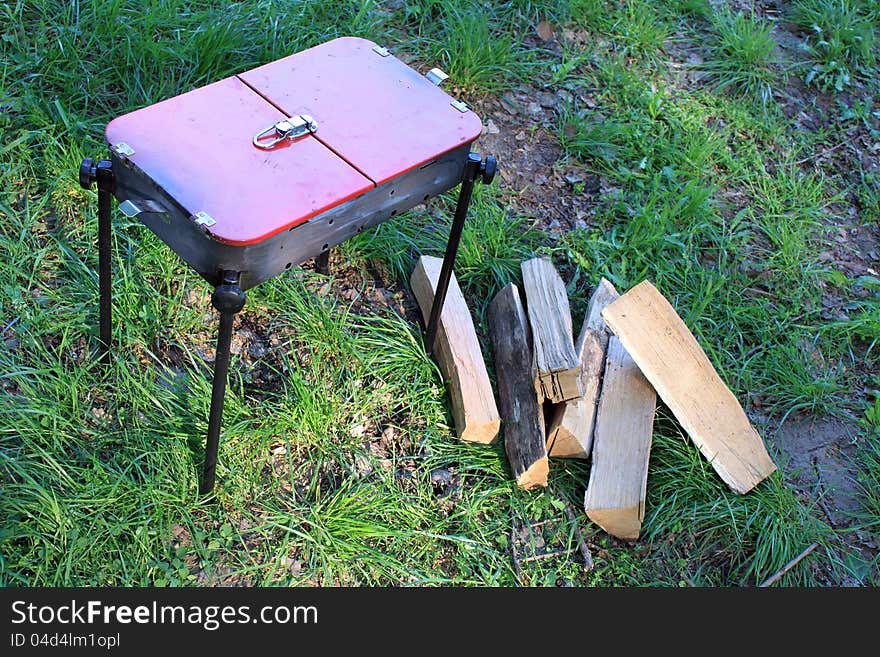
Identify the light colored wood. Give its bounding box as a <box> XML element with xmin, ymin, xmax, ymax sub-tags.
<box><xmin>411</xmin><ymin>256</ymin><xmax>500</xmax><ymax>444</ymax></box>
<box><xmin>488</xmin><ymin>283</ymin><xmax>548</xmax><ymax>489</ymax></box>
<box><xmin>601</xmin><ymin>280</ymin><xmax>777</xmax><ymax>494</ymax></box>
<box><xmin>520</xmin><ymin>257</ymin><xmax>583</xmax><ymax>404</ymax></box>
<box><xmin>584</xmin><ymin>337</ymin><xmax>656</xmax><ymax>540</ymax></box>
<box><xmin>547</xmin><ymin>278</ymin><xmax>619</xmax><ymax>458</ymax></box>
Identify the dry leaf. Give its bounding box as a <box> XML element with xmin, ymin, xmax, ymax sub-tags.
<box><xmin>536</xmin><ymin>21</ymin><xmax>554</xmax><ymax>41</ymax></box>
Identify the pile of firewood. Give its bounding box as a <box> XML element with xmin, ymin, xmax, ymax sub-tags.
<box><xmin>411</xmin><ymin>255</ymin><xmax>777</xmax><ymax>540</ymax></box>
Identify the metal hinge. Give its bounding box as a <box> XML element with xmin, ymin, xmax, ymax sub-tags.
<box><xmin>113</xmin><ymin>142</ymin><xmax>135</xmax><ymax>156</ymax></box>
<box><xmin>118</xmin><ymin>200</ymin><xmax>141</xmax><ymax>217</ymax></box>
<box><xmin>372</xmin><ymin>45</ymin><xmax>390</xmax><ymax>57</ymax></box>
<box><xmin>118</xmin><ymin>198</ymin><xmax>166</xmax><ymax>217</ymax></box>
<box><xmin>450</xmin><ymin>100</ymin><xmax>469</xmax><ymax>113</ymax></box>
<box><xmin>193</xmin><ymin>211</ymin><xmax>216</xmax><ymax>227</ymax></box>
<box><xmin>252</xmin><ymin>115</ymin><xmax>318</xmax><ymax>150</ymax></box>
<box><xmin>426</xmin><ymin>68</ymin><xmax>449</xmax><ymax>86</ymax></box>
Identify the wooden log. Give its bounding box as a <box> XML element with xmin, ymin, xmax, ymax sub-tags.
<box><xmin>411</xmin><ymin>255</ymin><xmax>500</xmax><ymax>444</ymax></box>
<box><xmin>547</xmin><ymin>278</ymin><xmax>620</xmax><ymax>458</ymax></box>
<box><xmin>601</xmin><ymin>280</ymin><xmax>777</xmax><ymax>494</ymax></box>
<box><xmin>488</xmin><ymin>283</ymin><xmax>548</xmax><ymax>489</ymax></box>
<box><xmin>584</xmin><ymin>336</ymin><xmax>656</xmax><ymax>540</ymax></box>
<box><xmin>520</xmin><ymin>257</ymin><xmax>583</xmax><ymax>404</ymax></box>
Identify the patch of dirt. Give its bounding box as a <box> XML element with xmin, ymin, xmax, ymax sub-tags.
<box><xmin>315</xmin><ymin>252</ymin><xmax>418</xmax><ymax>324</ymax></box>
<box><xmin>764</xmin><ymin>415</ymin><xmax>879</xmax><ymax>585</ymax></box>
<box><xmin>819</xmin><ymin>215</ymin><xmax>880</xmax><ymax>280</ymax></box>
<box><xmin>470</xmin><ymin>89</ymin><xmax>602</xmax><ymax>237</ymax></box>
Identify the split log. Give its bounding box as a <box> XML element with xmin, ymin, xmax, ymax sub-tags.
<box><xmin>584</xmin><ymin>336</ymin><xmax>656</xmax><ymax>540</ymax></box>
<box><xmin>411</xmin><ymin>255</ymin><xmax>500</xmax><ymax>444</ymax></box>
<box><xmin>601</xmin><ymin>280</ymin><xmax>777</xmax><ymax>494</ymax></box>
<box><xmin>521</xmin><ymin>257</ymin><xmax>583</xmax><ymax>404</ymax></box>
<box><xmin>488</xmin><ymin>283</ymin><xmax>548</xmax><ymax>489</ymax></box>
<box><xmin>547</xmin><ymin>278</ymin><xmax>619</xmax><ymax>458</ymax></box>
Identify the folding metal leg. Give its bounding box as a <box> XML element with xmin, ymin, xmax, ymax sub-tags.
<box><xmin>96</xmin><ymin>164</ymin><xmax>114</xmax><ymax>364</ymax></box>
<box><xmin>80</xmin><ymin>157</ymin><xmax>116</xmax><ymax>363</ymax></box>
<box><xmin>424</xmin><ymin>152</ymin><xmax>496</xmax><ymax>355</ymax></box>
<box><xmin>200</xmin><ymin>270</ymin><xmax>246</xmax><ymax>498</ymax></box>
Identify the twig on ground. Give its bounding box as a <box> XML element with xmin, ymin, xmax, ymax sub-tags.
<box><xmin>812</xmin><ymin>455</ymin><xmax>839</xmax><ymax>529</ymax></box>
<box><xmin>522</xmin><ymin>518</ymin><xmax>558</xmax><ymax>529</ymax></box>
<box><xmin>758</xmin><ymin>542</ymin><xmax>819</xmax><ymax>587</ymax></box>
<box><xmin>510</xmin><ymin>513</ymin><xmax>522</xmax><ymax>584</ymax></box>
<box><xmin>562</xmin><ymin>496</ymin><xmax>595</xmax><ymax>571</ymax></box>
<box><xmin>511</xmin><ymin>492</ymin><xmax>595</xmax><ymax>576</ymax></box>
<box><xmin>793</xmin><ymin>141</ymin><xmax>847</xmax><ymax>166</ymax></box>
<box><xmin>517</xmin><ymin>548</ymin><xmax>577</xmax><ymax>564</ymax></box>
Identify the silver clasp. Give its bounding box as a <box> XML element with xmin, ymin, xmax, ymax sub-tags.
<box><xmin>253</xmin><ymin>115</ymin><xmax>318</xmax><ymax>150</ymax></box>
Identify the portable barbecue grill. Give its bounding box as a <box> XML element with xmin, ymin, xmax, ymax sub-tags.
<box><xmin>79</xmin><ymin>37</ymin><xmax>496</xmax><ymax>496</ymax></box>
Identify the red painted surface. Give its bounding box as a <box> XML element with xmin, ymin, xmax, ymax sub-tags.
<box><xmin>105</xmin><ymin>37</ymin><xmax>482</xmax><ymax>246</ymax></box>
<box><xmin>105</xmin><ymin>76</ymin><xmax>373</xmax><ymax>245</ymax></box>
<box><xmin>239</xmin><ymin>37</ymin><xmax>483</xmax><ymax>186</ymax></box>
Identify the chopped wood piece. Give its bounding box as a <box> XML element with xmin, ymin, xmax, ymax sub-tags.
<box><xmin>584</xmin><ymin>337</ymin><xmax>656</xmax><ymax>540</ymax></box>
<box><xmin>489</xmin><ymin>283</ymin><xmax>548</xmax><ymax>489</ymax></box>
<box><xmin>411</xmin><ymin>256</ymin><xmax>500</xmax><ymax>444</ymax></box>
<box><xmin>547</xmin><ymin>278</ymin><xmax>619</xmax><ymax>458</ymax></box>
<box><xmin>601</xmin><ymin>280</ymin><xmax>777</xmax><ymax>494</ymax></box>
<box><xmin>521</xmin><ymin>257</ymin><xmax>583</xmax><ymax>404</ymax></box>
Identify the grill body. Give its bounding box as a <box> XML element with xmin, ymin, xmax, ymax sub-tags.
<box><xmin>104</xmin><ymin>37</ymin><xmax>483</xmax><ymax>290</ymax></box>
<box><xmin>85</xmin><ymin>36</ymin><xmax>492</xmax><ymax>496</ymax></box>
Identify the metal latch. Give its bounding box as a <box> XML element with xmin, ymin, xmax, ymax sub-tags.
<box><xmin>253</xmin><ymin>115</ymin><xmax>318</xmax><ymax>150</ymax></box>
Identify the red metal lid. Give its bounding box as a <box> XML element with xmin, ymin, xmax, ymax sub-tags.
<box><xmin>239</xmin><ymin>37</ymin><xmax>483</xmax><ymax>186</ymax></box>
<box><xmin>105</xmin><ymin>37</ymin><xmax>482</xmax><ymax>246</ymax></box>
<box><xmin>105</xmin><ymin>76</ymin><xmax>373</xmax><ymax>246</ymax></box>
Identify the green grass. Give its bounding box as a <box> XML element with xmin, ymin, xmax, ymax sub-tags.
<box><xmin>567</xmin><ymin>1</ymin><xmax>671</xmax><ymax>63</ymax></box>
<box><xmin>391</xmin><ymin>0</ymin><xmax>542</xmax><ymax>95</ymax></box>
<box><xmin>2</xmin><ymin>0</ymin><xmax>879</xmax><ymax>588</ymax></box>
<box><xmin>668</xmin><ymin>0</ymin><xmax>713</xmax><ymax>22</ymax></box>
<box><xmin>828</xmin><ymin>275</ymin><xmax>880</xmax><ymax>354</ymax></box>
<box><xmin>791</xmin><ymin>0</ymin><xmax>878</xmax><ymax>91</ymax></box>
<box><xmin>554</xmin><ymin>35</ymin><xmax>865</xmax><ymax>423</ymax></box>
<box><xmin>609</xmin><ymin>1</ymin><xmax>671</xmax><ymax>63</ymax></box>
<box><xmin>569</xmin><ymin>0</ymin><xmax>610</xmax><ymax>30</ymax></box>
<box><xmin>856</xmin><ymin>170</ymin><xmax>880</xmax><ymax>224</ymax></box>
<box><xmin>428</xmin><ymin>4</ymin><xmax>535</xmax><ymax>94</ymax></box>
<box><xmin>643</xmin><ymin>412</ymin><xmax>831</xmax><ymax>586</ymax></box>
<box><xmin>745</xmin><ymin>164</ymin><xmax>832</xmax><ymax>281</ymax></box>
<box><xmin>700</xmin><ymin>9</ymin><xmax>781</xmax><ymax>106</ymax></box>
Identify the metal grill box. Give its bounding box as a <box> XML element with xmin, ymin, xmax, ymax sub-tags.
<box><xmin>104</xmin><ymin>37</ymin><xmax>483</xmax><ymax>290</ymax></box>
